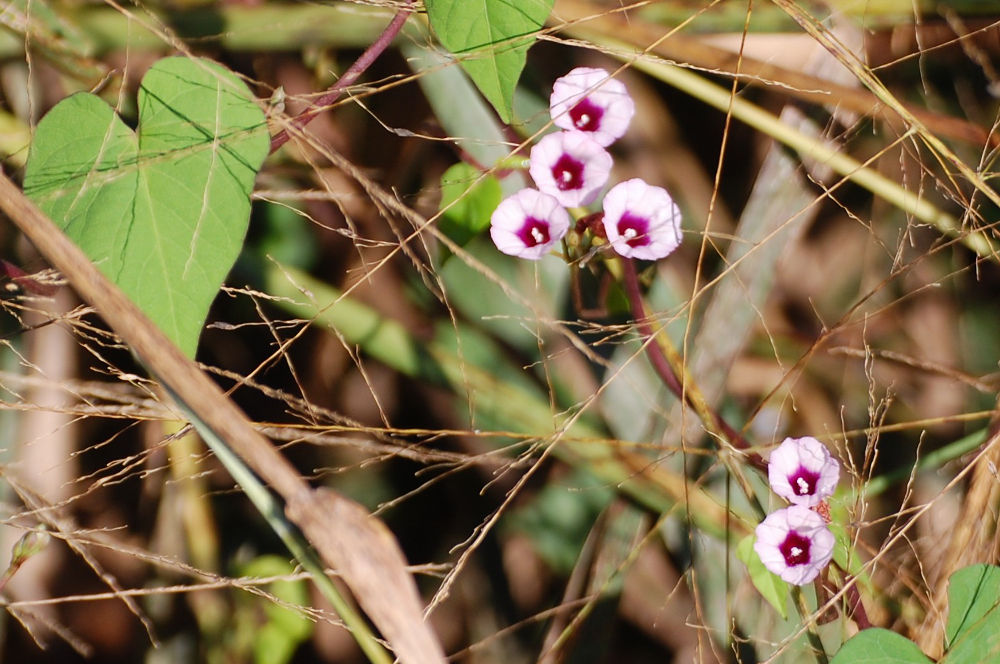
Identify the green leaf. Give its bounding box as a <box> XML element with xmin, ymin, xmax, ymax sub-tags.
<box><xmin>737</xmin><ymin>534</ymin><xmax>788</xmax><ymax>619</ymax></box>
<box><xmin>942</xmin><ymin>564</ymin><xmax>1000</xmax><ymax>662</ymax></box>
<box><xmin>404</xmin><ymin>41</ymin><xmax>527</xmax><ymax>191</ymax></box>
<box><xmin>24</xmin><ymin>56</ymin><xmax>268</xmax><ymax>357</ymax></box>
<box><xmin>237</xmin><ymin>555</ymin><xmax>314</xmax><ymax>664</ymax></box>
<box><xmin>831</xmin><ymin>564</ymin><xmax>1000</xmax><ymax>664</ymax></box>
<box><xmin>438</xmin><ymin>162</ymin><xmax>502</xmax><ymax>252</ymax></box>
<box><xmin>831</xmin><ymin>629</ymin><xmax>933</xmax><ymax>664</ymax></box>
<box><xmin>829</xmin><ymin>520</ymin><xmax>873</xmax><ymax>594</ymax></box>
<box><xmin>505</xmin><ymin>469</ymin><xmax>613</xmax><ymax>574</ymax></box>
<box><xmin>424</xmin><ymin>0</ymin><xmax>554</xmax><ymax>123</ymax></box>
<box><xmin>438</xmin><ymin>236</ymin><xmax>568</xmax><ymax>354</ymax></box>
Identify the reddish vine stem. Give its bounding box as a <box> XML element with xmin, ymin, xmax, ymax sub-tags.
<box><xmin>844</xmin><ymin>578</ymin><xmax>873</xmax><ymax>630</ymax></box>
<box><xmin>269</xmin><ymin>1</ymin><xmax>414</xmax><ymax>153</ymax></box>
<box><xmin>621</xmin><ymin>260</ymin><xmax>877</xmax><ymax>630</ymax></box>
<box><xmin>620</xmin><ymin>258</ymin><xmax>766</xmax><ymax>472</ymax></box>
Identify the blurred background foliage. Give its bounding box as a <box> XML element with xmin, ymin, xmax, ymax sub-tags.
<box><xmin>2</xmin><ymin>0</ymin><xmax>1000</xmax><ymax>662</ymax></box>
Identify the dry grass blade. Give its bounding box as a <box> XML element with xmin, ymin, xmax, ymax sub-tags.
<box><xmin>665</xmin><ymin>20</ymin><xmax>853</xmax><ymax>447</ymax></box>
<box><xmin>772</xmin><ymin>0</ymin><xmax>1000</xmax><ymax>225</ymax></box>
<box><xmin>665</xmin><ymin>104</ymin><xmax>820</xmax><ymax>448</ymax></box>
<box><xmin>917</xmin><ymin>403</ymin><xmax>1000</xmax><ymax>657</ymax></box>
<box><xmin>287</xmin><ymin>489</ymin><xmax>444</xmax><ymax>664</ymax></box>
<box><xmin>0</xmin><ymin>170</ymin><xmax>446</xmax><ymax>664</ymax></box>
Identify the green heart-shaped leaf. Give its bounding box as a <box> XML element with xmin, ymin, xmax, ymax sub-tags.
<box><xmin>24</xmin><ymin>57</ymin><xmax>268</xmax><ymax>357</ymax></box>
<box><xmin>425</xmin><ymin>0</ymin><xmax>554</xmax><ymax>123</ymax></box>
<box><xmin>831</xmin><ymin>628</ymin><xmax>933</xmax><ymax>664</ymax></box>
<box><xmin>943</xmin><ymin>564</ymin><xmax>1000</xmax><ymax>662</ymax></box>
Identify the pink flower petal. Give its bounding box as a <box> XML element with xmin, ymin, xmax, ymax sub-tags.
<box><xmin>489</xmin><ymin>189</ymin><xmax>570</xmax><ymax>260</ymax></box>
<box><xmin>601</xmin><ymin>178</ymin><xmax>682</xmax><ymax>260</ymax></box>
<box><xmin>753</xmin><ymin>506</ymin><xmax>835</xmax><ymax>586</ymax></box>
<box><xmin>550</xmin><ymin>67</ymin><xmax>635</xmax><ymax>146</ymax></box>
<box><xmin>529</xmin><ymin>131</ymin><xmax>612</xmax><ymax>208</ymax></box>
<box><xmin>767</xmin><ymin>437</ymin><xmax>840</xmax><ymax>507</ymax></box>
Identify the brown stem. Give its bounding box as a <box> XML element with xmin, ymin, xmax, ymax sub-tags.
<box><xmin>269</xmin><ymin>1</ymin><xmax>414</xmax><ymax>153</ymax></box>
<box><xmin>620</xmin><ymin>258</ymin><xmax>766</xmax><ymax>472</ymax></box>
<box><xmin>0</xmin><ymin>171</ymin><xmax>447</xmax><ymax>664</ymax></box>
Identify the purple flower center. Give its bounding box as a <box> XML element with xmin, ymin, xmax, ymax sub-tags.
<box><xmin>779</xmin><ymin>531</ymin><xmax>812</xmax><ymax>567</ymax></box>
<box><xmin>789</xmin><ymin>467</ymin><xmax>820</xmax><ymax>497</ymax></box>
<box><xmin>617</xmin><ymin>213</ymin><xmax>650</xmax><ymax>247</ymax></box>
<box><xmin>552</xmin><ymin>154</ymin><xmax>584</xmax><ymax>191</ymax></box>
<box><xmin>570</xmin><ymin>98</ymin><xmax>604</xmax><ymax>132</ymax></box>
<box><xmin>516</xmin><ymin>218</ymin><xmax>550</xmax><ymax>248</ymax></box>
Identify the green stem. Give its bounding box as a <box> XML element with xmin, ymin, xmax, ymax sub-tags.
<box><xmin>1</xmin><ymin>4</ymin><xmax>404</xmax><ymax>58</ymax></box>
<box><xmin>170</xmin><ymin>392</ymin><xmax>392</xmax><ymax>664</ymax></box>
<box><xmin>792</xmin><ymin>587</ymin><xmax>830</xmax><ymax>664</ymax></box>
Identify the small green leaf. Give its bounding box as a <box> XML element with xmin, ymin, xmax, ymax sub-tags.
<box><xmin>942</xmin><ymin>564</ymin><xmax>1000</xmax><ymax>662</ymax></box>
<box><xmin>831</xmin><ymin>628</ymin><xmax>933</xmax><ymax>664</ymax></box>
<box><xmin>238</xmin><ymin>555</ymin><xmax>314</xmax><ymax>664</ymax></box>
<box><xmin>505</xmin><ymin>469</ymin><xmax>613</xmax><ymax>574</ymax></box>
<box><xmin>438</xmin><ymin>162</ymin><xmax>502</xmax><ymax>251</ymax></box>
<box><xmin>24</xmin><ymin>56</ymin><xmax>268</xmax><ymax>357</ymax></box>
<box><xmin>829</xmin><ymin>520</ymin><xmax>873</xmax><ymax>593</ymax></box>
<box><xmin>425</xmin><ymin>0</ymin><xmax>554</xmax><ymax>122</ymax></box>
<box><xmin>737</xmin><ymin>534</ymin><xmax>788</xmax><ymax>619</ymax></box>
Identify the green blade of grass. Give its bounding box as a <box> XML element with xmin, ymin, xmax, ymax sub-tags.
<box><xmin>565</xmin><ymin>30</ymin><xmax>996</xmax><ymax>260</ymax></box>
<box><xmin>0</xmin><ymin>3</ymin><xmax>410</xmax><ymax>57</ymax></box>
<box><xmin>264</xmin><ymin>262</ymin><xmax>751</xmax><ymax>540</ymax></box>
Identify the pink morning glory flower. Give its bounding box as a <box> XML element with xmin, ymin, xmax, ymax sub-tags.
<box><xmin>754</xmin><ymin>505</ymin><xmax>835</xmax><ymax>586</ymax></box>
<box><xmin>768</xmin><ymin>436</ymin><xmax>840</xmax><ymax>507</ymax></box>
<box><xmin>489</xmin><ymin>188</ymin><xmax>570</xmax><ymax>260</ymax></box>
<box><xmin>550</xmin><ymin>67</ymin><xmax>636</xmax><ymax>147</ymax></box>
<box><xmin>529</xmin><ymin>131</ymin><xmax>612</xmax><ymax>208</ymax></box>
<box><xmin>601</xmin><ymin>178</ymin><xmax>682</xmax><ymax>260</ymax></box>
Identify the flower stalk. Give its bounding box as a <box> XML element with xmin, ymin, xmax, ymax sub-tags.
<box><xmin>620</xmin><ymin>258</ymin><xmax>766</xmax><ymax>472</ymax></box>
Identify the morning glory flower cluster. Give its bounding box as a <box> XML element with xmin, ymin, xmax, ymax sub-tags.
<box><xmin>490</xmin><ymin>67</ymin><xmax>683</xmax><ymax>261</ymax></box>
<box><xmin>754</xmin><ymin>437</ymin><xmax>840</xmax><ymax>585</ymax></box>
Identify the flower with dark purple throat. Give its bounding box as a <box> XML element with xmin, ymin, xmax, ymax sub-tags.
<box><xmin>550</xmin><ymin>67</ymin><xmax>635</xmax><ymax>147</ymax></box>
<box><xmin>753</xmin><ymin>505</ymin><xmax>835</xmax><ymax>585</ymax></box>
<box><xmin>489</xmin><ymin>188</ymin><xmax>570</xmax><ymax>260</ymax></box>
<box><xmin>601</xmin><ymin>178</ymin><xmax>682</xmax><ymax>260</ymax></box>
<box><xmin>529</xmin><ymin>131</ymin><xmax>612</xmax><ymax>208</ymax></box>
<box><xmin>768</xmin><ymin>436</ymin><xmax>840</xmax><ymax>507</ymax></box>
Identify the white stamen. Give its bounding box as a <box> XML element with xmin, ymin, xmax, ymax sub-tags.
<box><xmin>530</xmin><ymin>226</ymin><xmax>545</xmax><ymax>243</ymax></box>
<box><xmin>623</xmin><ymin>227</ymin><xmax>638</xmax><ymax>240</ymax></box>
<box><xmin>796</xmin><ymin>477</ymin><xmax>810</xmax><ymax>494</ymax></box>
<box><xmin>559</xmin><ymin>169</ymin><xmax>573</xmax><ymax>184</ymax></box>
<box><xmin>790</xmin><ymin>546</ymin><xmax>803</xmax><ymax>558</ymax></box>
<box><xmin>576</xmin><ymin>114</ymin><xmax>590</xmax><ymax>127</ymax></box>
